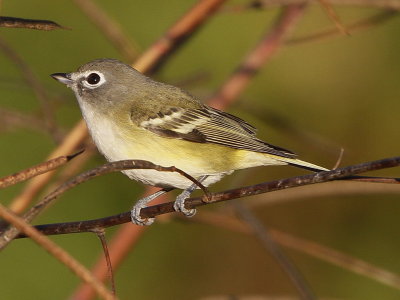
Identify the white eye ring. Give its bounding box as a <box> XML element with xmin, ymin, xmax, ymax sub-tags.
<box><xmin>81</xmin><ymin>71</ymin><xmax>106</xmax><ymax>89</ymax></box>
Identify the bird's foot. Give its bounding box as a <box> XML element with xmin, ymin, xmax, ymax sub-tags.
<box><xmin>130</xmin><ymin>189</ymin><xmax>169</xmax><ymax>225</ymax></box>
<box><xmin>131</xmin><ymin>202</ymin><xmax>155</xmax><ymax>226</ymax></box>
<box><xmin>173</xmin><ymin>189</ymin><xmax>196</xmax><ymax>217</ymax></box>
<box><xmin>173</xmin><ymin>175</ymin><xmax>208</xmax><ymax>218</ymax></box>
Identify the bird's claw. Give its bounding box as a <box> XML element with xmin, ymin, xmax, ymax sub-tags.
<box><xmin>173</xmin><ymin>191</ymin><xmax>196</xmax><ymax>217</ymax></box>
<box><xmin>130</xmin><ymin>204</ymin><xmax>155</xmax><ymax>226</ymax></box>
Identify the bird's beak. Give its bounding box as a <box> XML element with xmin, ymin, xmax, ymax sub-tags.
<box><xmin>50</xmin><ymin>73</ymin><xmax>74</xmax><ymax>85</ymax></box>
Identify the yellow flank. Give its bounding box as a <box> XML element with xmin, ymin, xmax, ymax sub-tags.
<box><xmin>114</xmin><ymin>108</ymin><xmax>328</xmax><ymax>176</ymax></box>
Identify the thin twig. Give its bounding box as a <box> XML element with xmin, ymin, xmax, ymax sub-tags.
<box><xmin>140</xmin><ymin>157</ymin><xmax>400</xmax><ymax>219</ymax></box>
<box><xmin>0</xmin><ymin>36</ymin><xmax>63</xmax><ymax>142</ymax></box>
<box><xmin>0</xmin><ymin>160</ymin><xmax>209</xmax><ymax>249</ymax></box>
<box><xmin>9</xmin><ymin>120</ymin><xmax>89</xmax><ymax>213</ymax></box>
<box><xmin>0</xmin><ymin>204</ymin><xmax>115</xmax><ymax>300</ymax></box>
<box><xmin>92</xmin><ymin>228</ymin><xmax>116</xmax><ymax>296</ymax></box>
<box><xmin>14</xmin><ymin>156</ymin><xmax>400</xmax><ymax>237</ymax></box>
<box><xmin>71</xmin><ymin>218</ymin><xmax>149</xmax><ymax>300</ymax></box>
<box><xmin>332</xmin><ymin>147</ymin><xmax>345</xmax><ymax>169</ymax></box>
<box><xmin>233</xmin><ymin>201</ymin><xmax>316</xmax><ymax>300</ymax></box>
<box><xmin>247</xmin><ymin>178</ymin><xmax>400</xmax><ymax>210</ymax></box>
<box><xmin>0</xmin><ymin>16</ymin><xmax>67</xmax><ymax>30</ymax></box>
<box><xmin>190</xmin><ymin>212</ymin><xmax>400</xmax><ymax>291</ymax></box>
<box><xmin>317</xmin><ymin>0</ymin><xmax>349</xmax><ymax>35</ymax></box>
<box><xmin>287</xmin><ymin>10</ymin><xmax>398</xmax><ymax>45</ymax></box>
<box><xmin>224</xmin><ymin>0</ymin><xmax>400</xmax><ymax>11</ymax></box>
<box><xmin>71</xmin><ymin>0</ymin><xmax>140</xmax><ymax>63</ymax></box>
<box><xmin>0</xmin><ymin>150</ymin><xmax>83</xmax><ymax>189</ymax></box>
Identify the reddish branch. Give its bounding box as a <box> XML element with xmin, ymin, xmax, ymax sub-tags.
<box><xmin>0</xmin><ymin>204</ymin><xmax>114</xmax><ymax>300</ymax></box>
<box><xmin>135</xmin><ymin>0</ymin><xmax>227</xmax><ymax>74</ymax></box>
<box><xmin>208</xmin><ymin>4</ymin><xmax>306</xmax><ymax>109</ymax></box>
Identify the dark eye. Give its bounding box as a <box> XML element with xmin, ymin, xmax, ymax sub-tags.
<box><xmin>86</xmin><ymin>73</ymin><xmax>101</xmax><ymax>85</ymax></box>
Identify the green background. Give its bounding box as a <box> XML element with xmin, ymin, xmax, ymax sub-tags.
<box><xmin>0</xmin><ymin>1</ymin><xmax>399</xmax><ymax>299</ymax></box>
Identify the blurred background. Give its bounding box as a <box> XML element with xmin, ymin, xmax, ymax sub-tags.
<box><xmin>0</xmin><ymin>0</ymin><xmax>399</xmax><ymax>299</ymax></box>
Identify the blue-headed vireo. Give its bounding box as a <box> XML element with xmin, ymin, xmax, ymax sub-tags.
<box><xmin>51</xmin><ymin>59</ymin><xmax>328</xmax><ymax>225</ymax></box>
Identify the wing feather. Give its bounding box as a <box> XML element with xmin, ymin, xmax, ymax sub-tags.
<box><xmin>138</xmin><ymin>105</ymin><xmax>296</xmax><ymax>158</ymax></box>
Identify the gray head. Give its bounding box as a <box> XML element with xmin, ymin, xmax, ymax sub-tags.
<box><xmin>52</xmin><ymin>58</ymin><xmax>202</xmax><ymax>120</ymax></box>
<box><xmin>51</xmin><ymin>59</ymin><xmax>154</xmax><ymax>110</ymax></box>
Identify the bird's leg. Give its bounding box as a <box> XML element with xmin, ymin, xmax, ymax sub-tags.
<box><xmin>173</xmin><ymin>175</ymin><xmax>208</xmax><ymax>217</ymax></box>
<box><xmin>131</xmin><ymin>188</ymin><xmax>173</xmax><ymax>226</ymax></box>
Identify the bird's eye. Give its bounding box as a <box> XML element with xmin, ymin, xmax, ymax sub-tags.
<box><xmin>86</xmin><ymin>73</ymin><xmax>101</xmax><ymax>85</ymax></box>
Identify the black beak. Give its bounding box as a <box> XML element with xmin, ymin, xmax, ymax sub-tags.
<box><xmin>50</xmin><ymin>73</ymin><xmax>73</xmax><ymax>85</ymax></box>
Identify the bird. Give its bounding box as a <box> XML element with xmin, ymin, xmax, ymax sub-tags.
<box><xmin>51</xmin><ymin>58</ymin><xmax>328</xmax><ymax>225</ymax></box>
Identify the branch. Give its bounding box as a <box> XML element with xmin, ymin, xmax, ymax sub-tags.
<box><xmin>0</xmin><ymin>150</ymin><xmax>83</xmax><ymax>189</ymax></box>
<box><xmin>0</xmin><ymin>204</ymin><xmax>115</xmax><ymax>300</ymax></box>
<box><xmin>208</xmin><ymin>3</ymin><xmax>307</xmax><ymax>109</ymax></box>
<box><xmin>0</xmin><ymin>160</ymin><xmax>210</xmax><ymax>249</ymax></box>
<box><xmin>225</xmin><ymin>0</ymin><xmax>400</xmax><ymax>11</ymax></box>
<box><xmin>134</xmin><ymin>0</ymin><xmax>228</xmax><ymax>74</ymax></box>
<box><xmin>0</xmin><ymin>16</ymin><xmax>67</xmax><ymax>30</ymax></box>
<box><xmin>287</xmin><ymin>10</ymin><xmax>398</xmax><ymax>45</ymax></box>
<box><xmin>15</xmin><ymin>156</ymin><xmax>399</xmax><ymax>237</ymax></box>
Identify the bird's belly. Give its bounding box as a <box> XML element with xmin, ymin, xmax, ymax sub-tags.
<box><xmin>85</xmin><ymin>115</ymin><xmax>233</xmax><ymax>189</ymax></box>
<box><xmin>123</xmin><ymin>169</ymin><xmax>228</xmax><ymax>189</ymax></box>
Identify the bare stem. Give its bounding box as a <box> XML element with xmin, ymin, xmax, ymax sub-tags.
<box><xmin>0</xmin><ymin>16</ymin><xmax>67</xmax><ymax>30</ymax></box>
<box><xmin>0</xmin><ymin>160</ymin><xmax>209</xmax><ymax>249</ymax></box>
<box><xmin>11</xmin><ymin>156</ymin><xmax>399</xmax><ymax>237</ymax></box>
<box><xmin>0</xmin><ymin>150</ymin><xmax>83</xmax><ymax>189</ymax></box>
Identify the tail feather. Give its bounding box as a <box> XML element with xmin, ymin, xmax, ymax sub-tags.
<box><xmin>278</xmin><ymin>157</ymin><xmax>329</xmax><ymax>172</ymax></box>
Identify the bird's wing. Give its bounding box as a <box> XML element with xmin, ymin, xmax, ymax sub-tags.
<box><xmin>137</xmin><ymin>105</ymin><xmax>296</xmax><ymax>158</ymax></box>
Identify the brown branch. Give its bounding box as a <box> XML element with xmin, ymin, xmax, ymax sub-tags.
<box><xmin>134</xmin><ymin>0</ymin><xmax>228</xmax><ymax>74</ymax></box>
<box><xmin>0</xmin><ymin>204</ymin><xmax>115</xmax><ymax>300</ymax></box>
<box><xmin>0</xmin><ymin>16</ymin><xmax>67</xmax><ymax>30</ymax></box>
<box><xmin>0</xmin><ymin>160</ymin><xmax>209</xmax><ymax>249</ymax></box>
<box><xmin>208</xmin><ymin>3</ymin><xmax>307</xmax><ymax>109</ymax></box>
<box><xmin>71</xmin><ymin>217</ymin><xmax>150</xmax><ymax>300</ymax></box>
<box><xmin>0</xmin><ymin>150</ymin><xmax>83</xmax><ymax>189</ymax></box>
<box><xmin>71</xmin><ymin>0</ymin><xmax>140</xmax><ymax>63</ymax></box>
<box><xmin>247</xmin><ymin>178</ymin><xmax>400</xmax><ymax>210</ymax></box>
<box><xmin>14</xmin><ymin>156</ymin><xmax>399</xmax><ymax>237</ymax></box>
<box><xmin>92</xmin><ymin>229</ymin><xmax>116</xmax><ymax>297</ymax></box>
<box><xmin>8</xmin><ymin>121</ymin><xmax>89</xmax><ymax>214</ymax></box>
<box><xmin>317</xmin><ymin>0</ymin><xmax>349</xmax><ymax>35</ymax></box>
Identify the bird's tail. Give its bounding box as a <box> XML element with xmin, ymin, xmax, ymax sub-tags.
<box><xmin>277</xmin><ymin>157</ymin><xmax>329</xmax><ymax>172</ymax></box>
